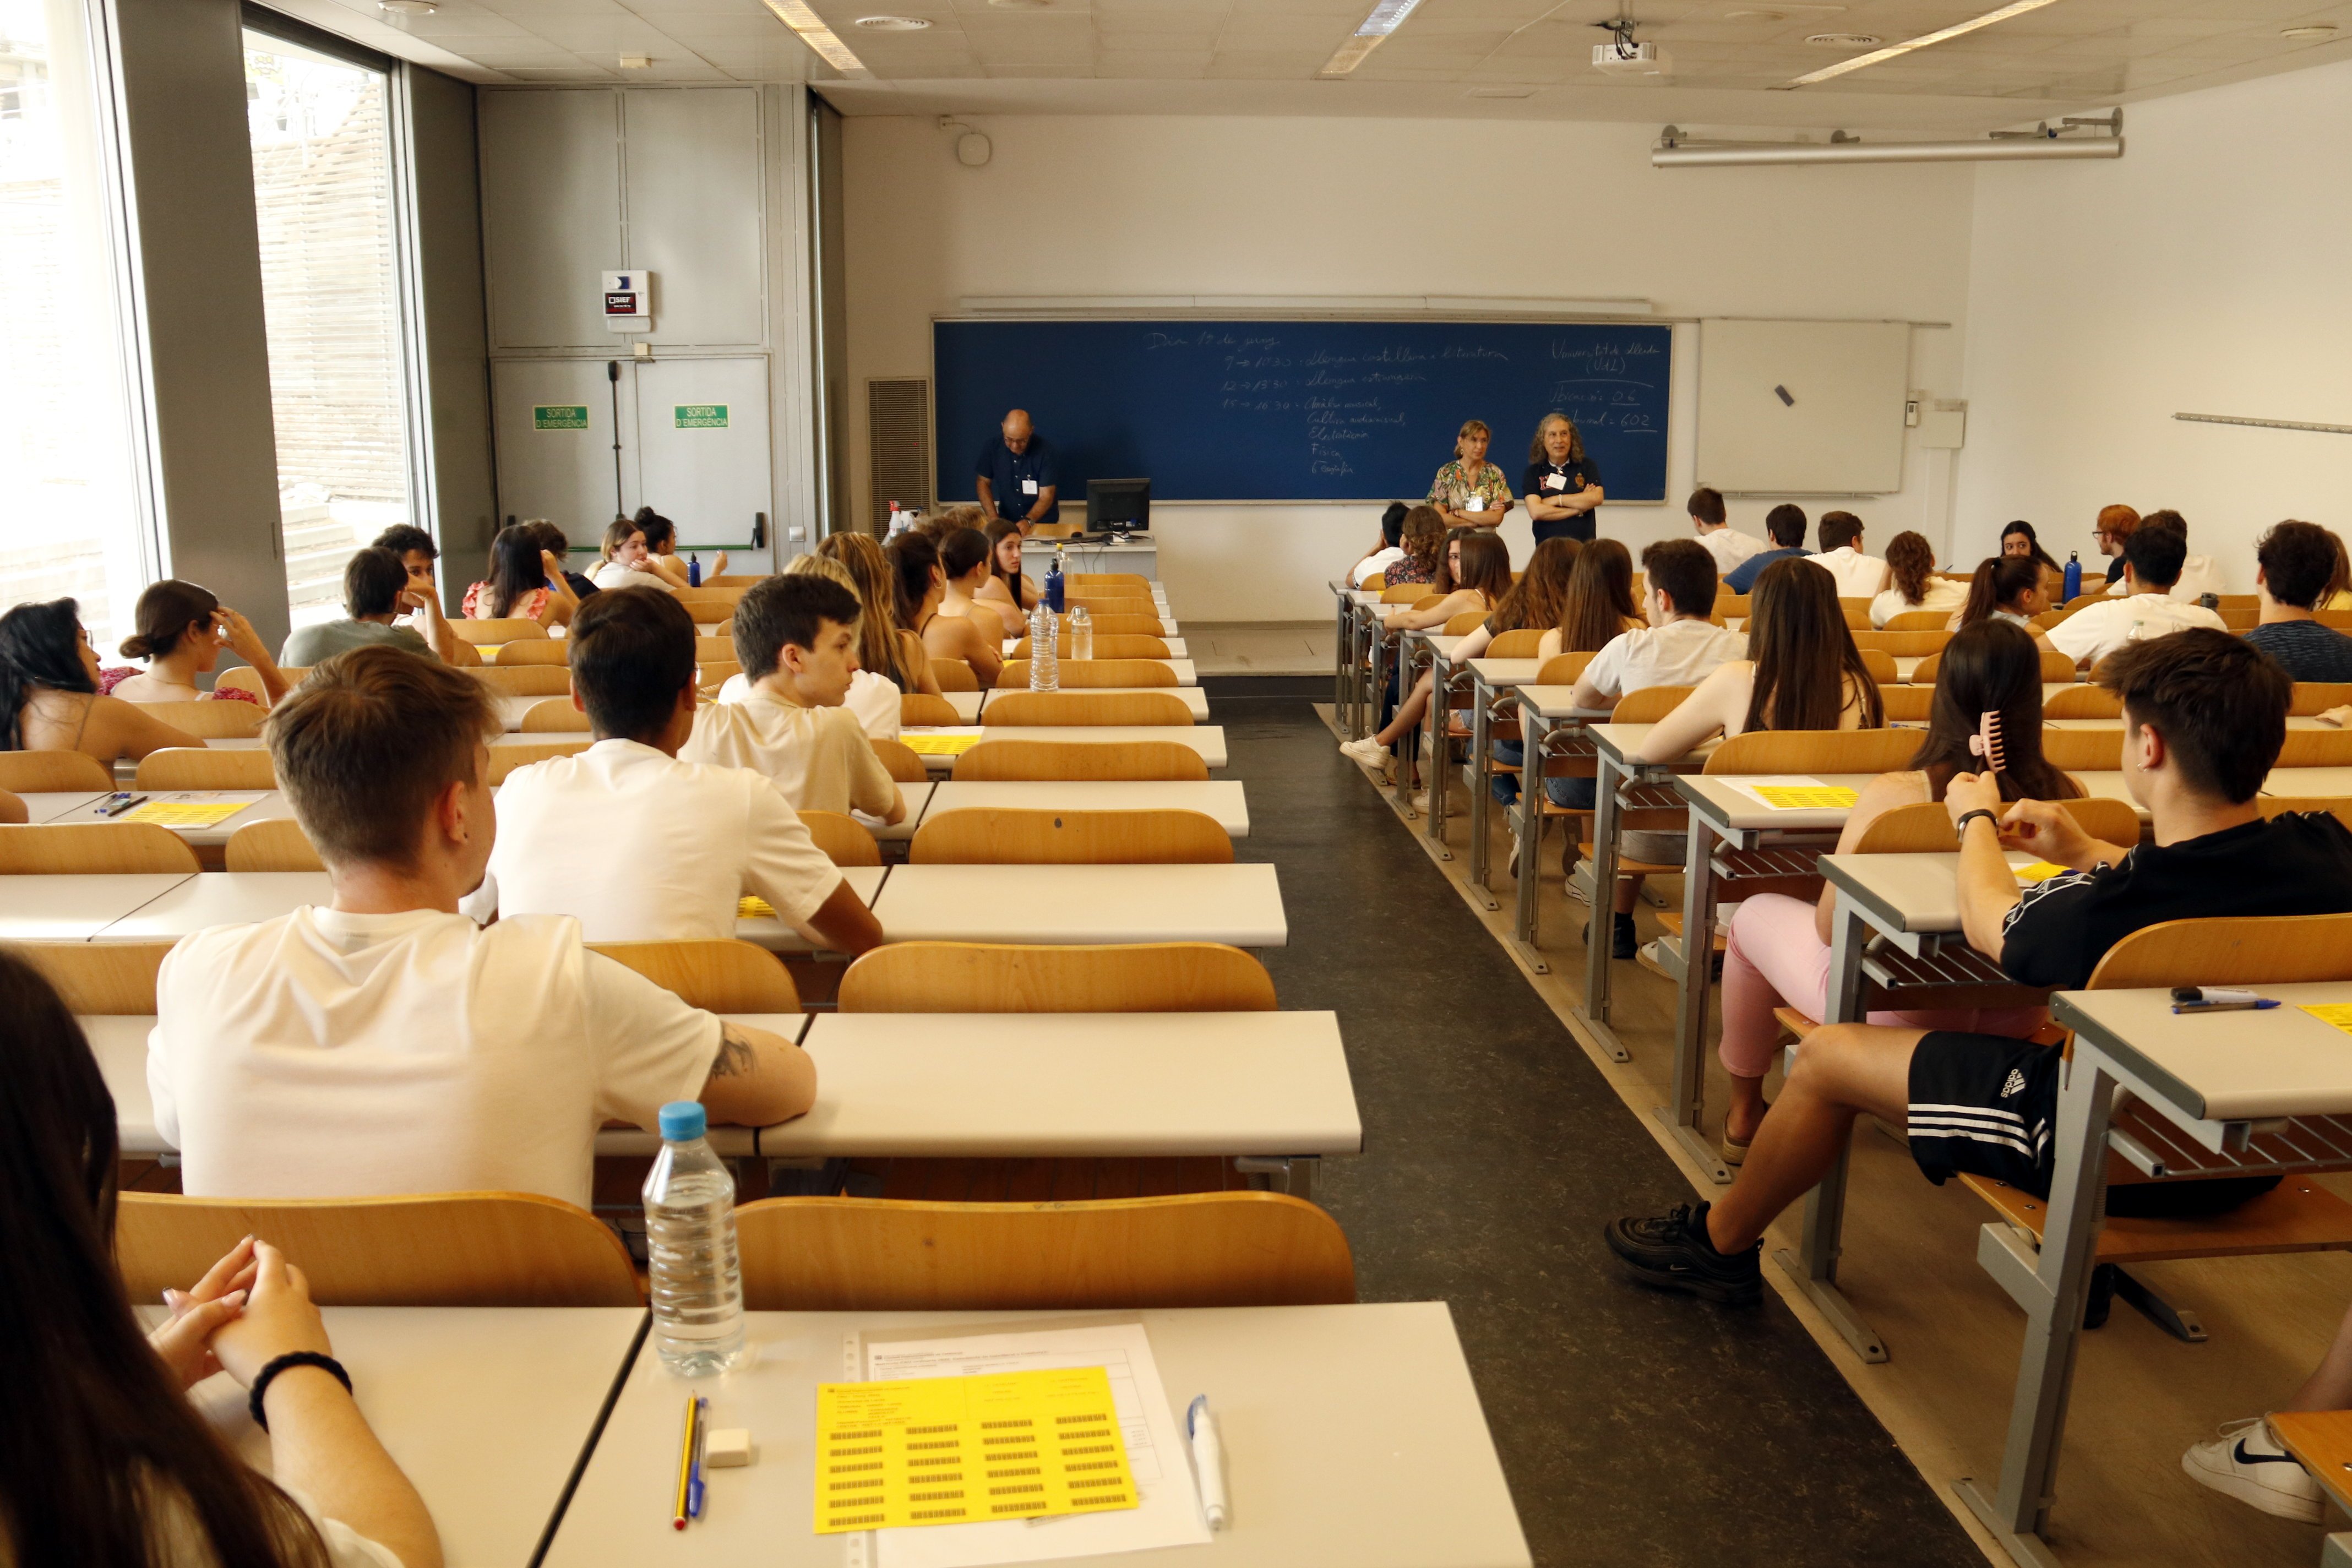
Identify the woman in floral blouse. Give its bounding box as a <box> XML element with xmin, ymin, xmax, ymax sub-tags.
<box><xmin>1428</xmin><ymin>420</ymin><xmax>1512</xmax><ymax>530</ymax></box>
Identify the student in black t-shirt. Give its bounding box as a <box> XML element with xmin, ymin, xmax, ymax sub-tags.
<box><xmin>1605</xmin><ymin>628</ymin><xmax>2352</xmax><ymax>1304</ymax></box>
<box><xmin>1521</xmin><ymin>413</ymin><xmax>1603</xmax><ymax>544</ymax></box>
<box><xmin>2245</xmin><ymin>519</ymin><xmax>2352</xmax><ymax>683</ymax></box>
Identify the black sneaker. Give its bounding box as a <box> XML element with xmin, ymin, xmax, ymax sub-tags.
<box><xmin>1612</xmin><ymin>911</ymin><xmax>1638</xmax><ymax>960</ymax></box>
<box><xmin>1605</xmin><ymin>1201</ymin><xmax>1763</xmax><ymax>1305</ymax></box>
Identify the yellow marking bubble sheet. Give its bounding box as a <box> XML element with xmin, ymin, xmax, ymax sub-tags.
<box><xmin>2013</xmin><ymin>861</ymin><xmax>2072</xmax><ymax>885</ymax></box>
<box><xmin>1749</xmin><ymin>786</ymin><xmax>1859</xmax><ymax>811</ymax></box>
<box><xmin>901</xmin><ymin>734</ymin><xmax>981</xmax><ymax>756</ymax></box>
<box><xmin>122</xmin><ymin>801</ymin><xmax>252</xmax><ymax>827</ymax></box>
<box><xmin>739</xmin><ymin>895</ymin><xmax>776</xmax><ymax>919</ymax></box>
<box><xmin>813</xmin><ymin>1366</ymin><xmax>1139</xmax><ymax>1534</ymax></box>
<box><xmin>2300</xmin><ymin>1004</ymin><xmax>2352</xmax><ymax>1035</ymax></box>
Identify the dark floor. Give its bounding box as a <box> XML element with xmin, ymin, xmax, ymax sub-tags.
<box><xmin>1208</xmin><ymin>681</ymin><xmax>1986</xmax><ymax>1568</ymax></box>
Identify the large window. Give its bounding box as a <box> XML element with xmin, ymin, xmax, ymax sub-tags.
<box><xmin>243</xmin><ymin>28</ymin><xmax>416</xmax><ymax>630</ymax></box>
<box><xmin>0</xmin><ymin>0</ymin><xmax>151</xmax><ymax>652</ymax></box>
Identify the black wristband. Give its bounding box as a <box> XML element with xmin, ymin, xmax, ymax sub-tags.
<box><xmin>1954</xmin><ymin>809</ymin><xmax>1998</xmax><ymax>842</ymax></box>
<box><xmin>248</xmin><ymin>1352</ymin><xmax>351</xmax><ymax>1433</ymax></box>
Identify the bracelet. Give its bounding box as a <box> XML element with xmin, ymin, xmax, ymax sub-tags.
<box><xmin>1953</xmin><ymin>809</ymin><xmax>1999</xmax><ymax>842</ymax></box>
<box><xmin>248</xmin><ymin>1352</ymin><xmax>351</xmax><ymax>1433</ymax></box>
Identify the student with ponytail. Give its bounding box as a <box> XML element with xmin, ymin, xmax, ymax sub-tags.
<box><xmin>1953</xmin><ymin>554</ymin><xmax>2057</xmax><ymax>647</ymax></box>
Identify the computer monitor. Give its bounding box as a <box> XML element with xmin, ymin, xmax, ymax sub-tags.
<box><xmin>1086</xmin><ymin>478</ymin><xmax>1150</xmax><ymax>533</ymax></box>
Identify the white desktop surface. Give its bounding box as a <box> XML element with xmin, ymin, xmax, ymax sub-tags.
<box><xmin>0</xmin><ymin>873</ymin><xmax>193</xmax><ymax>940</ymax></box>
<box><xmin>2057</xmin><ymin>983</ymin><xmax>2352</xmax><ymax>1122</ymax></box>
<box><xmin>43</xmin><ymin>790</ymin><xmax>292</xmax><ymax>845</ymax></box>
<box><xmin>737</xmin><ymin>865</ymin><xmax>891</xmax><ymax>952</ymax></box>
<box><xmin>540</xmin><ymin>1302</ymin><xmax>1529</xmax><ymax>1568</ymax></box>
<box><xmin>20</xmin><ymin>789</ymin><xmax>108</xmax><ymax>821</ymax></box>
<box><xmin>917</xmin><ymin>727</ymin><xmax>1228</xmax><ymax>770</ymax></box>
<box><xmin>874</xmin><ymin>863</ymin><xmax>1284</xmax><ymax>946</ymax></box>
<box><xmin>922</xmin><ymin>780</ymin><xmax>1249</xmax><ymax>836</ymax></box>
<box><xmin>768</xmin><ymin>1010</ymin><xmax>1358</xmax><ymax>1158</ymax></box>
<box><xmin>94</xmin><ymin>870</ymin><xmax>336</xmax><ymax>940</ymax></box>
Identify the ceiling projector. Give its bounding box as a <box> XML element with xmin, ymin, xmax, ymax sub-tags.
<box><xmin>1593</xmin><ymin>39</ymin><xmax>1670</xmax><ymax>76</ymax></box>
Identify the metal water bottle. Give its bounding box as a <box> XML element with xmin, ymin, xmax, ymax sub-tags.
<box><xmin>2062</xmin><ymin>551</ymin><xmax>2081</xmax><ymax>602</ymax></box>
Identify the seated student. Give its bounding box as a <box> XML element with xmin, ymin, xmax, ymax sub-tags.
<box><xmin>2045</xmin><ymin>520</ymin><xmax>2226</xmax><ymax>669</ymax></box>
<box><xmin>976</xmin><ymin>518</ymin><xmax>1039</xmax><ymax>633</ymax></box>
<box><xmin>1808</xmin><ymin>511</ymin><xmax>1890</xmax><ymax>598</ymax></box>
<box><xmin>1998</xmin><ymin>519</ymin><xmax>2068</xmax><ymax>605</ymax></box>
<box><xmin>1952</xmin><ymin>554</ymin><xmax>2056</xmax><ymax>649</ymax></box>
<box><xmin>682</xmin><ymin>574</ymin><xmax>908</xmax><ymax>825</ymax></box>
<box><xmin>4</xmin><ymin>950</ymin><xmax>443</xmax><ymax>1568</ymax></box>
<box><xmin>2244</xmin><ymin>519</ymin><xmax>2352</xmax><ymax>682</ymax></box>
<box><xmin>465</xmin><ymin>588</ymin><xmax>881</xmax><ymax>952</ymax></box>
<box><xmin>1713</xmin><ymin>620</ymin><xmax>2071</xmax><ymax>1162</ymax></box>
<box><xmin>1606</xmin><ymin>629</ymin><xmax>2352</xmax><ymax>1305</ymax></box>
<box><xmin>2141</xmin><ymin>508</ymin><xmax>2227</xmax><ymax>600</ymax></box>
<box><xmin>637</xmin><ymin>506</ymin><xmax>725</xmax><ymax>587</ymax></box>
<box><xmin>0</xmin><ymin>597</ymin><xmax>203</xmax><ymax>762</ymax></box>
<box><xmin>2323</xmin><ymin>530</ymin><xmax>2352</xmax><ymax>612</ymax></box>
<box><xmin>2181</xmin><ymin>1293</ymin><xmax>2352</xmax><ymax>1522</ymax></box>
<box><xmin>896</xmin><ymin>531</ymin><xmax>1003</xmax><ymax>686</ymax></box>
<box><xmin>1533</xmin><ymin>537</ymin><xmax>1640</xmax><ymax>665</ymax></box>
<box><xmin>592</xmin><ymin>516</ymin><xmax>672</xmax><ymax>593</ymax></box>
<box><xmin>373</xmin><ymin>521</ymin><xmax>464</xmax><ymax>661</ymax></box>
<box><xmin>1337</xmin><ymin>531</ymin><xmax>1514</xmax><ymax>770</ymax></box>
<box><xmin>937</xmin><ymin>525</ymin><xmax>1016</xmax><ymax>647</ymax></box>
<box><xmin>2091</xmin><ymin>503</ymin><xmax>2139</xmax><ymax>593</ymax></box>
<box><xmin>522</xmin><ymin>519</ymin><xmax>599</xmax><ymax>601</ymax></box>
<box><xmin>1687</xmin><ymin>486</ymin><xmax>1762</xmax><ymax>575</ymax></box>
<box><xmin>1724</xmin><ymin>504</ymin><xmax>1809</xmax><ymax>596</ymax></box>
<box><xmin>1559</xmin><ymin>540</ymin><xmax>1750</xmax><ymax>956</ymax></box>
<box><xmin>1378</xmin><ymin>504</ymin><xmax>1446</xmax><ymax>589</ymax></box>
<box><xmin>1869</xmin><ymin>531</ymin><xmax>1968</xmax><ymax>627</ymax></box>
<box><xmin>462</xmin><ymin>524</ymin><xmax>579</xmax><ymax>629</ymax></box>
<box><xmin>1351</xmin><ymin>502</ymin><xmax>1412</xmax><ymax>587</ymax></box>
<box><xmin>716</xmin><ymin>556</ymin><xmax>902</xmax><ymax>742</ymax></box>
<box><xmin>281</xmin><ymin>547</ymin><xmax>451</xmax><ymax>666</ymax></box>
<box><xmin>108</xmin><ymin>579</ymin><xmax>290</xmax><ymax>707</ymax></box>
<box><xmin>820</xmin><ymin>531</ymin><xmax>942</xmax><ymax>699</ymax></box>
<box><xmin>148</xmin><ymin>645</ymin><xmax>814</xmax><ymax>1206</ymax></box>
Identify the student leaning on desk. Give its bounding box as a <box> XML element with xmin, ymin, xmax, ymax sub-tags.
<box><xmin>146</xmin><ymin>645</ymin><xmax>814</xmax><ymax>1208</ymax></box>
<box><xmin>1</xmin><ymin>949</ymin><xmax>443</xmax><ymax>1568</ymax></box>
<box><xmin>1607</xmin><ymin>629</ymin><xmax>2352</xmax><ymax>1306</ymax></box>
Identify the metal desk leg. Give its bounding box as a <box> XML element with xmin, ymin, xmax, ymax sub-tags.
<box><xmin>1391</xmin><ymin>635</ymin><xmax>1421</xmax><ymax>819</ymax></box>
<box><xmin>1464</xmin><ymin>685</ymin><xmax>1498</xmax><ymax>908</ymax></box>
<box><xmin>1656</xmin><ymin>821</ymin><xmax>1732</xmax><ymax>1183</ymax></box>
<box><xmin>1423</xmin><ymin>657</ymin><xmax>1451</xmax><ymax>856</ymax></box>
<box><xmin>1508</xmin><ymin>712</ymin><xmax>1551</xmax><ymax>973</ymax></box>
<box><xmin>1771</xmin><ymin>896</ymin><xmax>1888</xmax><ymax>1363</ymax></box>
<box><xmin>1332</xmin><ymin>595</ymin><xmax>1353</xmax><ymax>736</ymax></box>
<box><xmin>1957</xmin><ymin>1052</ymin><xmax>2120</xmax><ymax>1566</ymax></box>
<box><xmin>1574</xmin><ymin>753</ymin><xmax>1630</xmax><ymax>1059</ymax></box>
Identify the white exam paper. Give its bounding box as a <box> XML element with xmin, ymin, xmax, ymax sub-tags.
<box><xmin>864</xmin><ymin>1322</ymin><xmax>1210</xmax><ymax>1568</ymax></box>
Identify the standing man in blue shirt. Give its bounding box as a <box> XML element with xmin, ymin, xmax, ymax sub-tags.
<box><xmin>974</xmin><ymin>409</ymin><xmax>1059</xmax><ymax>535</ymax></box>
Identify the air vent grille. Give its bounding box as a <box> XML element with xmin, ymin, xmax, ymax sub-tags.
<box><xmin>866</xmin><ymin>378</ymin><xmax>932</xmax><ymax>536</ymax></box>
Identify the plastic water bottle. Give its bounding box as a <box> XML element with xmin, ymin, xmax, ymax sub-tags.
<box><xmin>1028</xmin><ymin>601</ymin><xmax>1059</xmax><ymax>692</ymax></box>
<box><xmin>886</xmin><ymin>501</ymin><xmax>903</xmax><ymax>538</ymax></box>
<box><xmin>2062</xmin><ymin>551</ymin><xmax>2082</xmax><ymax>602</ymax></box>
<box><xmin>1044</xmin><ymin>546</ymin><xmax>1065</xmax><ymax>613</ymax></box>
<box><xmin>688</xmin><ymin>552</ymin><xmax>702</xmax><ymax>588</ymax></box>
<box><xmin>1069</xmin><ymin>605</ymin><xmax>1093</xmax><ymax>662</ymax></box>
<box><xmin>643</xmin><ymin>1101</ymin><xmax>744</xmax><ymax>1375</ymax></box>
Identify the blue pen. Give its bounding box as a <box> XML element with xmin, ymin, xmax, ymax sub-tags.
<box><xmin>687</xmin><ymin>1396</ymin><xmax>709</xmax><ymax>1519</ymax></box>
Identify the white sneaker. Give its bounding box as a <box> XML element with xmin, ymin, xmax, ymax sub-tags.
<box><xmin>2182</xmin><ymin>1417</ymin><xmax>2324</xmax><ymax>1523</ymax></box>
<box><xmin>1338</xmin><ymin>736</ymin><xmax>1389</xmax><ymax>766</ymax></box>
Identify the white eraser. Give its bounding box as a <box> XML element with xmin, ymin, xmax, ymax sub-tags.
<box><xmin>705</xmin><ymin>1428</ymin><xmax>755</xmax><ymax>1468</ymax></box>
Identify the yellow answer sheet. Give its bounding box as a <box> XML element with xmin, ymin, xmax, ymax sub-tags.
<box><xmin>1749</xmin><ymin>786</ymin><xmax>1859</xmax><ymax>811</ymax></box>
<box><xmin>739</xmin><ymin>895</ymin><xmax>776</xmax><ymax>919</ymax></box>
<box><xmin>122</xmin><ymin>801</ymin><xmax>251</xmax><ymax>827</ymax></box>
<box><xmin>813</xmin><ymin>1366</ymin><xmax>1139</xmax><ymax>1534</ymax></box>
<box><xmin>900</xmin><ymin>733</ymin><xmax>981</xmax><ymax>756</ymax></box>
<box><xmin>2300</xmin><ymin>1004</ymin><xmax>2352</xmax><ymax>1035</ymax></box>
<box><xmin>2013</xmin><ymin>862</ymin><xmax>2072</xmax><ymax>884</ymax></box>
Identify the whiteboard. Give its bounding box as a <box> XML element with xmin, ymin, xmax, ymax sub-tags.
<box><xmin>1695</xmin><ymin>319</ymin><xmax>1909</xmax><ymax>495</ymax></box>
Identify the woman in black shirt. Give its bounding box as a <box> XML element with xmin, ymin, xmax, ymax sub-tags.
<box><xmin>1522</xmin><ymin>413</ymin><xmax>1604</xmax><ymax>544</ymax></box>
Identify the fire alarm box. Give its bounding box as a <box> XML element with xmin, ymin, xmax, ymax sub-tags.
<box><xmin>603</xmin><ymin>270</ymin><xmax>651</xmax><ymax>334</ymax></box>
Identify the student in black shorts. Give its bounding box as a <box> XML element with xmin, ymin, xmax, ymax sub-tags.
<box><xmin>1607</xmin><ymin>628</ymin><xmax>2352</xmax><ymax>1304</ymax></box>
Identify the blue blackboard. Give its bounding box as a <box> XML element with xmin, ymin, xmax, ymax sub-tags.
<box><xmin>933</xmin><ymin>318</ymin><xmax>1672</xmax><ymax>505</ymax></box>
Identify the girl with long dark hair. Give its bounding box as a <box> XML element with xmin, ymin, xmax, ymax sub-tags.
<box><xmin>110</xmin><ymin>579</ymin><xmax>290</xmax><ymax>707</ymax></box>
<box><xmin>1537</xmin><ymin>538</ymin><xmax>1640</xmax><ymax>661</ymax></box>
<box><xmin>1709</xmin><ymin>618</ymin><xmax>2078</xmax><ymax>1159</ymax></box>
<box><xmin>633</xmin><ymin>505</ymin><xmax>726</xmax><ymax>587</ymax></box>
<box><xmin>462</xmin><ymin>525</ymin><xmax>578</xmax><ymax>626</ymax></box>
<box><xmin>974</xmin><ymin>519</ymin><xmax>1038</xmax><ymax>633</ymax></box>
<box><xmin>2000</xmin><ymin>519</ymin><xmax>2068</xmax><ymax>603</ymax></box>
<box><xmin>1954</xmin><ymin>554</ymin><xmax>2057</xmax><ymax>649</ymax></box>
<box><xmin>895</xmin><ymin>531</ymin><xmax>1002</xmax><ymax>685</ymax></box>
<box><xmin>0</xmin><ymin>948</ymin><xmax>441</xmax><ymax>1567</ymax></box>
<box><xmin>1635</xmin><ymin>557</ymin><xmax>1884</xmax><ymax>761</ymax></box>
<box><xmin>0</xmin><ymin>597</ymin><xmax>202</xmax><ymax>761</ymax></box>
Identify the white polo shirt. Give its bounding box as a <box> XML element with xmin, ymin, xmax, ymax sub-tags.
<box><xmin>149</xmin><ymin>907</ymin><xmax>721</xmax><ymax>1208</ymax></box>
<box><xmin>464</xmin><ymin>738</ymin><xmax>843</xmax><ymax>941</ymax></box>
<box><xmin>1810</xmin><ymin>546</ymin><xmax>1891</xmax><ymax>598</ymax></box>
<box><xmin>1695</xmin><ymin>527</ymin><xmax>1764</xmax><ymax>575</ymax></box>
<box><xmin>2046</xmin><ymin>593</ymin><xmax>2228</xmax><ymax>667</ymax></box>
<box><xmin>1583</xmin><ymin>618</ymin><xmax>1750</xmax><ymax>701</ymax></box>
<box><xmin>718</xmin><ymin>667</ymin><xmax>901</xmax><ymax>741</ymax></box>
<box><xmin>1870</xmin><ymin>576</ymin><xmax>1969</xmax><ymax>628</ymax></box>
<box><xmin>681</xmin><ymin>687</ymin><xmax>901</xmax><ymax>818</ymax></box>
<box><xmin>592</xmin><ymin>560</ymin><xmax>675</xmax><ymax>592</ymax></box>
<box><xmin>2101</xmin><ymin>555</ymin><xmax>2226</xmax><ymax>601</ymax></box>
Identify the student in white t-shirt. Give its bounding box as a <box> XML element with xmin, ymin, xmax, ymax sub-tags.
<box><xmin>682</xmin><ymin>574</ymin><xmax>908</xmax><ymax>823</ymax></box>
<box><xmin>591</xmin><ymin>516</ymin><xmax>674</xmax><ymax>593</ymax></box>
<box><xmin>1808</xmin><ymin>511</ymin><xmax>1891</xmax><ymax>599</ymax></box>
<box><xmin>1868</xmin><ymin>531</ymin><xmax>1969</xmax><ymax>628</ymax></box>
<box><xmin>2048</xmin><ymin>520</ymin><xmax>2226</xmax><ymax>669</ymax></box>
<box><xmin>466</xmin><ymin>586</ymin><xmax>882</xmax><ymax>952</ymax></box>
<box><xmin>1687</xmin><ymin>486</ymin><xmax>1763</xmax><ymax>576</ymax></box>
<box><xmin>1566</xmin><ymin>539</ymin><xmax>1750</xmax><ymax>958</ymax></box>
<box><xmin>148</xmin><ymin>645</ymin><xmax>815</xmax><ymax>1209</ymax></box>
<box><xmin>717</xmin><ymin>554</ymin><xmax>902</xmax><ymax>739</ymax></box>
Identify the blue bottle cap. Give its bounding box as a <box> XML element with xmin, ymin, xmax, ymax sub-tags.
<box><xmin>658</xmin><ymin>1101</ymin><xmax>707</xmax><ymax>1141</ymax></box>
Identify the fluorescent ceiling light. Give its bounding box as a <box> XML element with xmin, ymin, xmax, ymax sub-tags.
<box><xmin>761</xmin><ymin>0</ymin><xmax>872</xmax><ymax>76</ymax></box>
<box><xmin>1779</xmin><ymin>0</ymin><xmax>2057</xmax><ymax>88</ymax></box>
<box><xmin>1319</xmin><ymin>0</ymin><xmax>1425</xmax><ymax>76</ymax></box>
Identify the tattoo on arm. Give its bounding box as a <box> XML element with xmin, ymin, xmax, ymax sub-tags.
<box><xmin>710</xmin><ymin>1024</ymin><xmax>757</xmax><ymax>1079</ymax></box>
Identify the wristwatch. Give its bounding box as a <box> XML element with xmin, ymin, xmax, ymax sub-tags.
<box><xmin>1953</xmin><ymin>808</ymin><xmax>1998</xmax><ymax>841</ymax></box>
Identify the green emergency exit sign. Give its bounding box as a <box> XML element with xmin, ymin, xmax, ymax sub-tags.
<box><xmin>674</xmin><ymin>404</ymin><xmax>729</xmax><ymax>429</ymax></box>
<box><xmin>532</xmin><ymin>405</ymin><xmax>589</xmax><ymax>430</ymax></box>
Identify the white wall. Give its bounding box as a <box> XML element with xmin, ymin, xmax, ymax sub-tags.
<box><xmin>842</xmin><ymin>113</ymin><xmax>1977</xmax><ymax>620</ymax></box>
<box><xmin>1956</xmin><ymin>59</ymin><xmax>2352</xmax><ymax>592</ymax></box>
